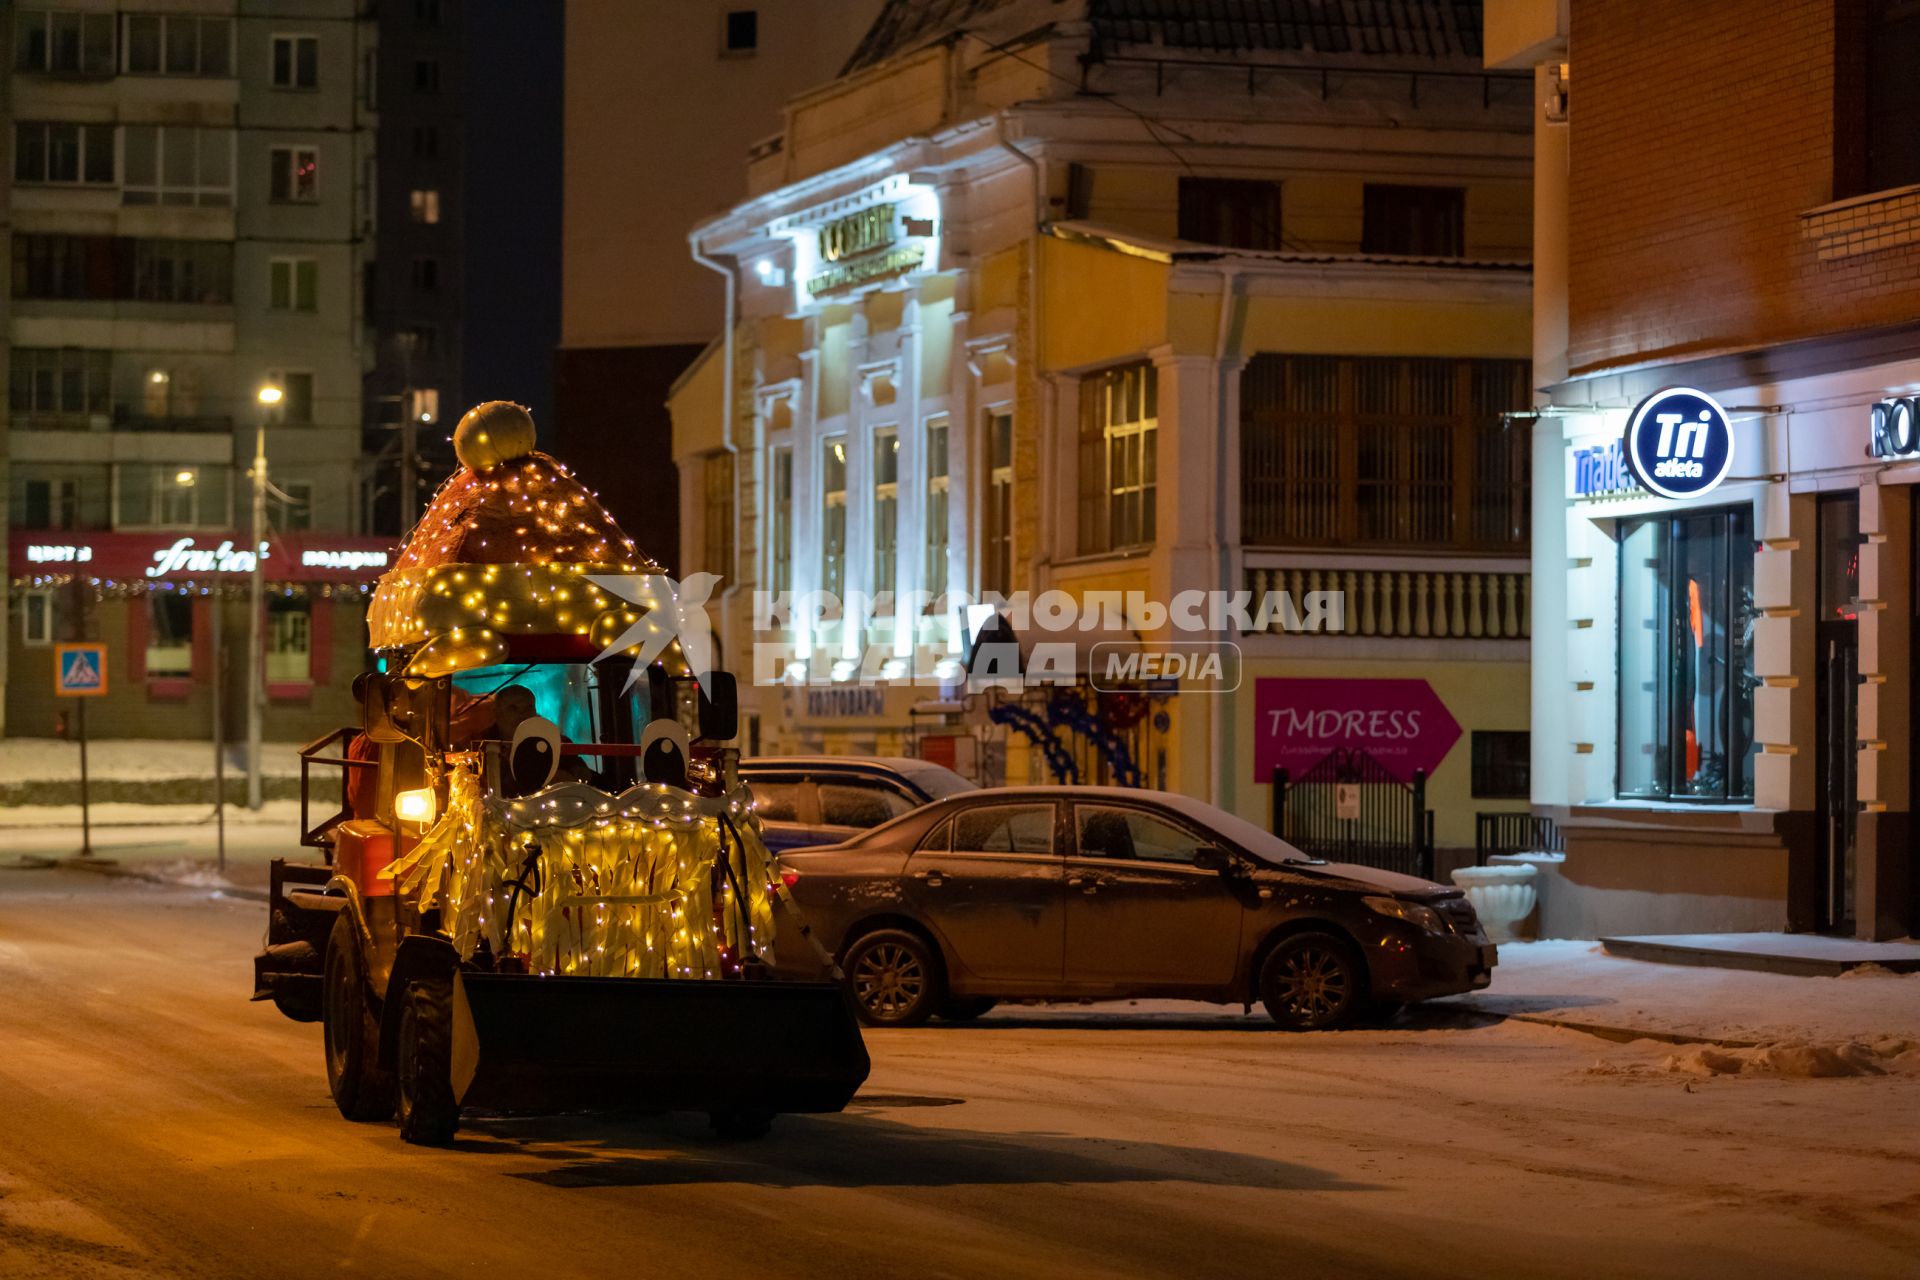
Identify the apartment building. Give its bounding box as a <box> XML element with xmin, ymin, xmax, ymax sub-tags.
<box><xmin>4</xmin><ymin>1</ymin><xmax>389</xmax><ymax>739</ymax></box>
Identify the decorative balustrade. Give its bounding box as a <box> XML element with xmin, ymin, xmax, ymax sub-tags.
<box><xmin>1244</xmin><ymin>565</ymin><xmax>1530</xmax><ymax>640</ymax></box>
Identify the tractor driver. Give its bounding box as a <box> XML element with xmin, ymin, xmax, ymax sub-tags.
<box><xmin>469</xmin><ymin>683</ymin><xmax>596</xmax><ymax>785</ymax></box>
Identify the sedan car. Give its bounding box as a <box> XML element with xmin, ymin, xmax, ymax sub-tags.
<box><xmin>741</xmin><ymin>756</ymin><xmax>976</xmax><ymax>852</ymax></box>
<box><xmin>771</xmin><ymin>786</ymin><xmax>1494</xmax><ymax>1030</ymax></box>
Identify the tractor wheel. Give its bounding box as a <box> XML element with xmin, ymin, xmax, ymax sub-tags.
<box><xmin>322</xmin><ymin>914</ymin><xmax>393</xmax><ymax>1121</ymax></box>
<box><xmin>395</xmin><ymin>976</ymin><xmax>462</xmax><ymax>1146</ymax></box>
<box><xmin>708</xmin><ymin>1109</ymin><xmax>775</xmax><ymax>1141</ymax></box>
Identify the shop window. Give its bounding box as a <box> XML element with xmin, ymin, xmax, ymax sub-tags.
<box><xmin>9</xmin><ymin>348</ymin><xmax>110</xmax><ymax>428</ymax></box>
<box><xmin>983</xmin><ymin>410</ymin><xmax>1013</xmax><ymax>597</ymax></box>
<box><xmin>269</xmin><ymin>145</ymin><xmax>319</xmax><ymax>203</ymax></box>
<box><xmin>872</xmin><ymin>428</ymin><xmax>898</xmax><ymax>596</ymax></box>
<box><xmin>269</xmin><ymin>257</ymin><xmax>318</xmax><ymax>311</ymax></box>
<box><xmin>821</xmin><ymin>437</ymin><xmax>847</xmax><ymax>599</ymax></box>
<box><xmin>1077</xmin><ymin>363</ymin><xmax>1158</xmax><ymax>554</ymax></box>
<box><xmin>147</xmin><ymin>593</ymin><xmax>195</xmax><ymax>679</ymax></box>
<box><xmin>12</xmin><ymin>121</ymin><xmax>115</xmax><ymax>185</ymax></box>
<box><xmin>409</xmin><ymin>189</ymin><xmax>441</xmax><ymax>223</ymax></box>
<box><xmin>23</xmin><ymin>477</ymin><xmax>80</xmax><ymax>529</ymax></box>
<box><xmin>268</xmin><ymin>597</ymin><xmax>312</xmax><ymax>682</ymax></box>
<box><xmin>1177</xmin><ymin>178</ymin><xmax>1282</xmax><ymax>251</ymax></box>
<box><xmin>270</xmin><ymin>34</ymin><xmax>318</xmax><ymax>89</ymax></box>
<box><xmin>924</xmin><ymin>416</ymin><xmax>950</xmax><ymax>597</ymax></box>
<box><xmin>14</xmin><ymin>10</ymin><xmax>115</xmax><ymax>75</ymax></box>
<box><xmin>1362</xmin><ymin>184</ymin><xmax>1466</xmax><ymax>257</ymax></box>
<box><xmin>1240</xmin><ymin>354</ymin><xmax>1531</xmax><ymax>550</ymax></box>
<box><xmin>122</xmin><ymin>126</ymin><xmax>234</xmax><ymax>206</ymax></box>
<box><xmin>703</xmin><ymin>451</ymin><xmax>735</xmax><ymax>580</ymax></box>
<box><xmin>21</xmin><ymin>591</ymin><xmax>57</xmax><ymax>647</ymax></box>
<box><xmin>125</xmin><ymin>13</ymin><xmax>230</xmax><ymax>76</ymax></box>
<box><xmin>1471</xmin><ymin>731</ymin><xmax>1531</xmax><ymax>800</ymax></box>
<box><xmin>769</xmin><ymin>446</ymin><xmax>793</xmax><ymax>599</ymax></box>
<box><xmin>1617</xmin><ymin>507</ymin><xmax>1758</xmax><ymax>802</ymax></box>
<box><xmin>722</xmin><ymin>9</ymin><xmax>758</xmax><ymax>55</ymax></box>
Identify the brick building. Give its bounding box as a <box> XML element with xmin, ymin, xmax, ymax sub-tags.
<box><xmin>1493</xmin><ymin>0</ymin><xmax>1920</xmax><ymax>938</ymax></box>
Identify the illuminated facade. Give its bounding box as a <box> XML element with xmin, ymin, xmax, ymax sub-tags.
<box><xmin>672</xmin><ymin>0</ymin><xmax>1539</xmax><ymax>849</ymax></box>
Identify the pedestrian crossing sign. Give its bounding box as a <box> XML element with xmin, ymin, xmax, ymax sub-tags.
<box><xmin>55</xmin><ymin>643</ymin><xmax>108</xmax><ymax>697</ymax></box>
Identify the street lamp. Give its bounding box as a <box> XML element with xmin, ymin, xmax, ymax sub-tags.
<box><xmin>246</xmin><ymin>384</ymin><xmax>281</xmax><ymax>810</ymax></box>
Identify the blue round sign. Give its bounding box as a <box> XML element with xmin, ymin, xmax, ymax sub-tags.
<box><xmin>1623</xmin><ymin>386</ymin><xmax>1734</xmax><ymax>501</ymax></box>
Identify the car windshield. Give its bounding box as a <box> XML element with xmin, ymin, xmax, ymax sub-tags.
<box><xmin>451</xmin><ymin>658</ymin><xmax>670</xmax><ymax>789</ymax></box>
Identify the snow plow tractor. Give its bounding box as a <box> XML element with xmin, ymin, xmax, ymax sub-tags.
<box><xmin>251</xmin><ymin>402</ymin><xmax>869</xmax><ymax>1144</ymax></box>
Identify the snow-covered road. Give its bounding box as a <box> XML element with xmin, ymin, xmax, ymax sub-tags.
<box><xmin>0</xmin><ymin>871</ymin><xmax>1915</xmax><ymax>1279</ymax></box>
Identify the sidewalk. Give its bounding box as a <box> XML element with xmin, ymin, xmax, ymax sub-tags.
<box><xmin>0</xmin><ymin>738</ymin><xmax>311</xmax><ymax>806</ymax></box>
<box><xmin>0</xmin><ymin>802</ymin><xmax>298</xmax><ymax>893</ymax></box>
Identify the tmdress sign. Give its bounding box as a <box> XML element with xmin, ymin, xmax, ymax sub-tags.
<box><xmin>1254</xmin><ymin>678</ymin><xmax>1461</xmax><ymax>783</ymax></box>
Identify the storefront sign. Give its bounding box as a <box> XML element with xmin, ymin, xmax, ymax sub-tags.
<box><xmin>1253</xmin><ymin>678</ymin><xmax>1461</xmax><ymax>784</ymax></box>
<box><xmin>1571</xmin><ymin>439</ymin><xmax>1641</xmax><ymax>499</ymax></box>
<box><xmin>802</xmin><ymin>686</ymin><xmax>888</xmax><ymax>719</ymax></box>
<box><xmin>1869</xmin><ymin>396</ymin><xmax>1920</xmax><ymax>459</ymax></box>
<box><xmin>777</xmin><ymin>174</ymin><xmax>942</xmax><ymax>302</ymax></box>
<box><xmin>1623</xmin><ymin>386</ymin><xmax>1735</xmax><ymax>501</ymax></box>
<box><xmin>10</xmin><ymin>531</ymin><xmax>393</xmax><ymax>583</ymax></box>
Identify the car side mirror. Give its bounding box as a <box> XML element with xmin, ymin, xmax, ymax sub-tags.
<box><xmin>1192</xmin><ymin>845</ymin><xmax>1234</xmax><ymax>873</ymax></box>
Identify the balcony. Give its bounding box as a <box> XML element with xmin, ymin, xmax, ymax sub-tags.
<box><xmin>1244</xmin><ymin>562</ymin><xmax>1530</xmax><ymax>640</ymax></box>
<box><xmin>115</xmin><ymin>412</ymin><xmax>235</xmax><ymax>434</ymax></box>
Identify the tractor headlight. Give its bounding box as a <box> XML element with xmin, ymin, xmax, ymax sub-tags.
<box><xmin>1362</xmin><ymin>895</ymin><xmax>1444</xmax><ymax>933</ymax></box>
<box><xmin>395</xmin><ymin>787</ymin><xmax>438</xmax><ymax>827</ymax></box>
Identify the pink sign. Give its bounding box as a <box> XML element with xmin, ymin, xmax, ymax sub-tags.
<box><xmin>1253</xmin><ymin>678</ymin><xmax>1461</xmax><ymax>783</ymax></box>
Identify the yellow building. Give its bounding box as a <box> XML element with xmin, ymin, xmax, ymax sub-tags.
<box><xmin>670</xmin><ymin>0</ymin><xmax>1538</xmax><ymax>857</ymax></box>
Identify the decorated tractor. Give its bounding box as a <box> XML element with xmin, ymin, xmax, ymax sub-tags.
<box><xmin>252</xmin><ymin>402</ymin><xmax>868</xmax><ymax>1145</ymax></box>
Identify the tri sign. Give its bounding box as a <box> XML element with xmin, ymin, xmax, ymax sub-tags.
<box><xmin>1622</xmin><ymin>386</ymin><xmax>1735</xmax><ymax>501</ymax></box>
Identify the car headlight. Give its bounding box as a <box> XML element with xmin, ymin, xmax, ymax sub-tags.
<box><xmin>1362</xmin><ymin>895</ymin><xmax>1444</xmax><ymax>933</ymax></box>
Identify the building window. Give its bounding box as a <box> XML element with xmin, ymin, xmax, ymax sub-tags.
<box><xmin>265</xmin><ymin>370</ymin><xmax>315</xmax><ymax>425</ymax></box>
<box><xmin>267</xmin><ymin>597</ymin><xmax>312</xmax><ymax>681</ymax></box>
<box><xmin>146</xmin><ymin>593</ymin><xmax>194</xmax><ymax>678</ymax></box>
<box><xmin>122</xmin><ymin>126</ymin><xmax>233</xmax><ymax>206</ymax></box>
<box><xmin>723</xmin><ymin>9</ymin><xmax>758</xmax><ymax>55</ymax></box>
<box><xmin>703</xmin><ymin>452</ymin><xmax>735</xmax><ymax>580</ymax></box>
<box><xmin>278</xmin><ymin>480</ymin><xmax>314</xmax><ymax>531</ymax></box>
<box><xmin>1362</xmin><ymin>184</ymin><xmax>1466</xmax><ymax>257</ymax></box>
<box><xmin>872</xmin><ymin>428</ymin><xmax>899</xmax><ymax>596</ymax></box>
<box><xmin>269</xmin><ymin>257</ymin><xmax>318</xmax><ymax>311</ymax></box>
<box><xmin>1077</xmin><ymin>364</ymin><xmax>1158</xmax><ymax>554</ymax></box>
<box><xmin>409</xmin><ymin>388</ymin><xmax>441</xmax><ymax>426</ymax></box>
<box><xmin>821</xmin><ymin>437</ymin><xmax>847</xmax><ymax>600</ymax></box>
<box><xmin>270</xmin><ymin>34</ymin><xmax>318</xmax><ymax>89</ymax></box>
<box><xmin>925</xmin><ymin>416</ymin><xmax>949</xmax><ymax>597</ymax></box>
<box><xmin>413</xmin><ymin>57</ymin><xmax>439</xmax><ymax>91</ymax></box>
<box><xmin>1177</xmin><ymin>177</ymin><xmax>1282</xmax><ymax>251</ymax></box>
<box><xmin>269</xmin><ymin>145</ymin><xmax>319</xmax><ymax>203</ymax></box>
<box><xmin>133</xmin><ymin>239</ymin><xmax>234</xmax><ymax>304</ymax></box>
<box><xmin>17</xmin><ymin>237</ymin><xmax>233</xmax><ymax>306</ymax></box>
<box><xmin>124</xmin><ymin>13</ymin><xmax>230</xmax><ymax>76</ymax></box>
<box><xmin>1471</xmin><ymin>731</ymin><xmax>1531</xmax><ymax>800</ymax></box>
<box><xmin>411</xmin><ymin>124</ymin><xmax>438</xmax><ymax>158</ymax></box>
<box><xmin>14</xmin><ymin>9</ymin><xmax>115</xmax><ymax>75</ymax></box>
<box><xmin>13</xmin><ymin>122</ymin><xmax>115</xmax><ymax>185</ymax></box>
<box><xmin>410</xmin><ymin>256</ymin><xmax>439</xmax><ymax>291</ymax></box>
<box><xmin>984</xmin><ymin>410</ymin><xmax>1013</xmax><ymax>597</ymax></box>
<box><xmin>23</xmin><ymin>477</ymin><xmax>80</xmax><ymax>529</ymax></box>
<box><xmin>22</xmin><ymin>591</ymin><xmax>57</xmax><ymax>647</ymax></box>
<box><xmin>415</xmin><ymin>0</ymin><xmax>443</xmax><ymax>27</ymax></box>
<box><xmin>1240</xmin><ymin>355</ymin><xmax>1531</xmax><ymax>550</ymax></box>
<box><xmin>9</xmin><ymin>348</ymin><xmax>110</xmax><ymax>427</ymax></box>
<box><xmin>1864</xmin><ymin>1</ymin><xmax>1920</xmax><ymax>193</ymax></box>
<box><xmin>409</xmin><ymin>188</ymin><xmax>441</xmax><ymax>223</ymax></box>
<box><xmin>117</xmin><ymin>463</ymin><xmax>226</xmax><ymax>529</ymax></box>
<box><xmin>769</xmin><ymin>446</ymin><xmax>793</xmax><ymax>599</ymax></box>
<box><xmin>1617</xmin><ymin>507</ymin><xmax>1758</xmax><ymax>803</ymax></box>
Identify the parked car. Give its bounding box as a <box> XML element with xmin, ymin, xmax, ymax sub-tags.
<box><xmin>741</xmin><ymin>756</ymin><xmax>977</xmax><ymax>852</ymax></box>
<box><xmin>771</xmin><ymin>786</ymin><xmax>1495</xmax><ymax>1030</ymax></box>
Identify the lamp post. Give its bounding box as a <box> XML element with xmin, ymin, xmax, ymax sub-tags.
<box><xmin>249</xmin><ymin>384</ymin><xmax>281</xmax><ymax>811</ymax></box>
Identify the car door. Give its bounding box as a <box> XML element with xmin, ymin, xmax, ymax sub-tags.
<box><xmin>902</xmin><ymin>801</ymin><xmax>1064</xmax><ymax>990</ymax></box>
<box><xmin>1063</xmin><ymin>803</ymin><xmax>1244</xmax><ymax>992</ymax></box>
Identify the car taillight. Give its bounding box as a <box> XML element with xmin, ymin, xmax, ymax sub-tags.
<box><xmin>779</xmin><ymin>868</ymin><xmax>801</xmax><ymax>889</ymax></box>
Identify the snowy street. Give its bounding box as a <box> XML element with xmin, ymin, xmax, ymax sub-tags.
<box><xmin>1</xmin><ymin>870</ymin><xmax>1916</xmax><ymax>1279</ymax></box>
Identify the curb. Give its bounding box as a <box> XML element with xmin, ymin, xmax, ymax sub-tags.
<box><xmin>1504</xmin><ymin>1011</ymin><xmax>1763</xmax><ymax>1050</ymax></box>
<box><xmin>43</xmin><ymin>856</ymin><xmax>272</xmax><ymax>902</ymax></box>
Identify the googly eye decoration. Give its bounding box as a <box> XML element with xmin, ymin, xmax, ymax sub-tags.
<box><xmin>640</xmin><ymin>718</ymin><xmax>690</xmax><ymax>790</ymax></box>
<box><xmin>508</xmin><ymin>715</ymin><xmax>562</xmax><ymax>797</ymax></box>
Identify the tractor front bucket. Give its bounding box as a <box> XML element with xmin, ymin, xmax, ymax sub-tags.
<box><xmin>448</xmin><ymin>973</ymin><xmax>870</xmax><ymax>1115</ymax></box>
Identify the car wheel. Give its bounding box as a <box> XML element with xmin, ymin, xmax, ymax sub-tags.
<box><xmin>844</xmin><ymin>929</ymin><xmax>942</xmax><ymax>1027</ymax></box>
<box><xmin>322</xmin><ymin>914</ymin><xmax>394</xmax><ymax>1121</ymax></box>
<box><xmin>1259</xmin><ymin>932</ymin><xmax>1365</xmax><ymax>1031</ymax></box>
<box><xmin>935</xmin><ymin>997</ymin><xmax>997</xmax><ymax>1022</ymax></box>
<box><xmin>395</xmin><ymin>977</ymin><xmax>461</xmax><ymax>1146</ymax></box>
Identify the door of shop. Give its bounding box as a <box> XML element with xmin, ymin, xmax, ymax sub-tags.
<box><xmin>1814</xmin><ymin>495</ymin><xmax>1861</xmax><ymax>932</ymax></box>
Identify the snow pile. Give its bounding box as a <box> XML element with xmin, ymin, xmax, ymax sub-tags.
<box><xmin>1663</xmin><ymin>1038</ymin><xmax>1920</xmax><ymax>1079</ymax></box>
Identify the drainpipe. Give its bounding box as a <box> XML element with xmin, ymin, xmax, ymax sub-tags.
<box><xmin>690</xmin><ymin>240</ymin><xmax>742</xmax><ymax>675</ymax></box>
<box><xmin>1210</xmin><ymin>266</ymin><xmax>1240</xmax><ymax>810</ymax></box>
<box><xmin>996</xmin><ymin>114</ymin><xmax>1047</xmax><ymax>584</ymax></box>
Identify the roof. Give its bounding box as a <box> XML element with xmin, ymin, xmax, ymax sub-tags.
<box><xmin>841</xmin><ymin>0</ymin><xmax>1486</xmax><ymax>75</ymax></box>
